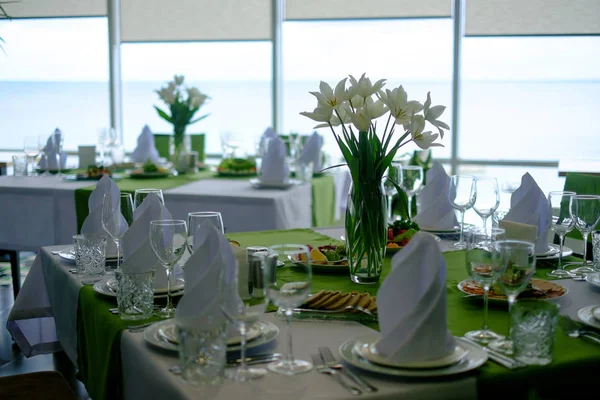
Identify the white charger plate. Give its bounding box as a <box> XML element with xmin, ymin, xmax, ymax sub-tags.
<box><xmin>339</xmin><ymin>335</ymin><xmax>487</xmax><ymax>377</ymax></box>
<box><xmin>577</xmin><ymin>305</ymin><xmax>600</xmax><ymax>330</ymax></box>
<box><xmin>93</xmin><ymin>278</ymin><xmax>184</xmax><ymax>299</ymax></box>
<box><xmin>584</xmin><ymin>273</ymin><xmax>600</xmax><ymax>289</ymax></box>
<box><xmin>158</xmin><ymin>323</ymin><xmax>262</xmax><ymax>346</ymax></box>
<box><xmin>358</xmin><ymin>341</ymin><xmax>468</xmax><ymax>369</ymax></box>
<box><xmin>249</xmin><ymin>178</ymin><xmax>302</xmax><ymax>190</ymax></box>
<box><xmin>143</xmin><ymin>319</ymin><xmax>279</xmax><ymax>353</ymax></box>
<box><xmin>105</xmin><ymin>276</ymin><xmax>185</xmax><ymax>294</ymax></box>
<box><xmin>536</xmin><ymin>244</ymin><xmax>573</xmax><ymax>260</ymax></box>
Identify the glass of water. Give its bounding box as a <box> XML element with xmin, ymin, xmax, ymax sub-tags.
<box><xmin>398</xmin><ymin>165</ymin><xmax>424</xmax><ymax>219</ymax></box>
<box><xmin>511</xmin><ymin>300</ymin><xmax>560</xmax><ymax>366</ymax></box>
<box><xmin>449</xmin><ymin>175</ymin><xmax>477</xmax><ymax>249</ymax></box>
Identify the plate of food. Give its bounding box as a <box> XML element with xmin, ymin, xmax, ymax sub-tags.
<box><xmin>386</xmin><ymin>220</ymin><xmax>421</xmax><ymax>255</ymax></box>
<box><xmin>129</xmin><ymin>160</ymin><xmax>170</xmax><ymax>179</ymax></box>
<box><xmin>64</xmin><ymin>165</ymin><xmax>114</xmax><ymax>181</ymax></box>
<box><xmin>457</xmin><ymin>278</ymin><xmax>568</xmax><ymax>302</ymax></box>
<box><xmin>216</xmin><ymin>158</ymin><xmax>257</xmax><ymax>177</ymax></box>
<box><xmin>289</xmin><ymin>244</ymin><xmax>348</xmax><ymax>273</ymax></box>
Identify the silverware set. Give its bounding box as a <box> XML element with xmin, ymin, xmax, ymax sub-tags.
<box><xmin>312</xmin><ymin>346</ymin><xmax>377</xmax><ymax>395</ymax></box>
<box><xmin>168</xmin><ymin>353</ymin><xmax>283</xmax><ymax>375</ymax></box>
<box><xmin>558</xmin><ymin>315</ymin><xmax>600</xmax><ymax>344</ymax></box>
<box><xmin>461</xmin><ymin>337</ymin><xmax>526</xmax><ymax>369</ymax></box>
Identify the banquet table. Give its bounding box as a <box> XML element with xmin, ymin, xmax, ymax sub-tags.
<box><xmin>7</xmin><ymin>227</ymin><xmax>600</xmax><ymax>400</ymax></box>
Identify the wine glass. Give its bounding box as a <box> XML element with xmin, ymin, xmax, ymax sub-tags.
<box><xmin>473</xmin><ymin>177</ymin><xmax>500</xmax><ymax>239</ymax></box>
<box><xmin>101</xmin><ymin>193</ymin><xmax>132</xmax><ymax>271</ymax></box>
<box><xmin>567</xmin><ymin>194</ymin><xmax>600</xmax><ymax>275</ymax></box>
<box><xmin>488</xmin><ymin>240</ymin><xmax>536</xmax><ymax>355</ymax></box>
<box><xmin>149</xmin><ymin>220</ymin><xmax>188</xmax><ymax>317</ymax></box>
<box><xmin>464</xmin><ymin>227</ymin><xmax>507</xmax><ymax>344</ymax></box>
<box><xmin>449</xmin><ymin>175</ymin><xmax>477</xmax><ymax>249</ymax></box>
<box><xmin>398</xmin><ymin>165</ymin><xmax>424</xmax><ymax>219</ymax></box>
<box><xmin>547</xmin><ymin>191</ymin><xmax>576</xmax><ymax>278</ymax></box>
<box><xmin>187</xmin><ymin>211</ymin><xmax>224</xmax><ymax>253</ymax></box>
<box><xmin>23</xmin><ymin>136</ymin><xmax>42</xmax><ymax>176</ymax></box>
<box><xmin>220</xmin><ymin>251</ymin><xmax>269</xmax><ymax>382</ymax></box>
<box><xmin>265</xmin><ymin>244</ymin><xmax>312</xmax><ymax>375</ymax></box>
<box><xmin>383</xmin><ymin>163</ymin><xmax>400</xmax><ymax>223</ymax></box>
<box><xmin>134</xmin><ymin>188</ymin><xmax>164</xmax><ymax>209</ymax></box>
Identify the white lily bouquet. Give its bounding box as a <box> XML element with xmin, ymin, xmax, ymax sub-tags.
<box><xmin>300</xmin><ymin>73</ymin><xmax>448</xmax><ymax>283</ymax></box>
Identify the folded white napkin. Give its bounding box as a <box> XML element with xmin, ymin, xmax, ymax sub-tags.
<box><xmin>260</xmin><ymin>136</ymin><xmax>289</xmax><ymax>183</ymax></box>
<box><xmin>376</xmin><ymin>232</ymin><xmax>455</xmax><ymax>363</ymax></box>
<box><xmin>130</xmin><ymin>125</ymin><xmax>160</xmax><ymax>164</ymax></box>
<box><xmin>38</xmin><ymin>128</ymin><xmax>67</xmax><ymax>169</ymax></box>
<box><xmin>503</xmin><ymin>173</ymin><xmax>550</xmax><ymax>253</ymax></box>
<box><xmin>258</xmin><ymin>127</ymin><xmax>278</xmax><ymax>157</ymax></box>
<box><xmin>299</xmin><ymin>132</ymin><xmax>323</xmax><ymax>172</ymax></box>
<box><xmin>413</xmin><ymin>162</ymin><xmax>458</xmax><ymax>230</ymax></box>
<box><xmin>176</xmin><ymin>223</ymin><xmax>242</xmax><ymax>326</ymax></box>
<box><xmin>121</xmin><ymin>193</ymin><xmax>173</xmax><ymax>285</ymax></box>
<box><xmin>80</xmin><ymin>176</ymin><xmax>127</xmax><ymax>256</ymax></box>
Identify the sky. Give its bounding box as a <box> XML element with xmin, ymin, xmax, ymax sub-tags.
<box><xmin>1</xmin><ymin>18</ymin><xmax>599</xmax><ymax>82</ymax></box>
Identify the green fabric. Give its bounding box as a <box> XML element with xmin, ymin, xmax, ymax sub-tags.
<box><xmin>153</xmin><ymin>134</ymin><xmax>171</xmax><ymax>159</ymax></box>
<box><xmin>76</xmin><ymin>228</ymin><xmax>600</xmax><ymax>400</ymax></box>
<box><xmin>190</xmin><ymin>134</ymin><xmax>205</xmax><ymax>162</ymax></box>
<box><xmin>310</xmin><ymin>175</ymin><xmax>337</xmax><ymax>227</ymax></box>
<box><xmin>563</xmin><ymin>172</ymin><xmax>600</xmax><ymax>241</ymax></box>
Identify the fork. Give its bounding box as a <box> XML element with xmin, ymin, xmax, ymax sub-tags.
<box><xmin>558</xmin><ymin>315</ymin><xmax>600</xmax><ymax>344</ymax></box>
<box><xmin>319</xmin><ymin>346</ymin><xmax>377</xmax><ymax>393</ymax></box>
<box><xmin>310</xmin><ymin>353</ymin><xmax>362</xmax><ymax>395</ymax></box>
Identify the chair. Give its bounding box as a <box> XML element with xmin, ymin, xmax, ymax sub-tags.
<box><xmin>0</xmin><ymin>371</ymin><xmax>77</xmax><ymax>400</ymax></box>
<box><xmin>0</xmin><ymin>164</ymin><xmax>21</xmax><ymax>299</ymax></box>
<box><xmin>153</xmin><ymin>133</ymin><xmax>206</xmax><ymax>162</ymax></box>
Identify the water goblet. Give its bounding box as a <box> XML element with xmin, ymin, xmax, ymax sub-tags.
<box><xmin>149</xmin><ymin>219</ymin><xmax>188</xmax><ymax>317</ymax></box>
<box><xmin>383</xmin><ymin>162</ymin><xmax>400</xmax><ymax>223</ymax></box>
<box><xmin>473</xmin><ymin>177</ymin><xmax>500</xmax><ymax>239</ymax></box>
<box><xmin>187</xmin><ymin>211</ymin><xmax>224</xmax><ymax>253</ymax></box>
<box><xmin>220</xmin><ymin>252</ymin><xmax>269</xmax><ymax>382</ymax></box>
<box><xmin>134</xmin><ymin>188</ymin><xmax>164</xmax><ymax>209</ymax></box>
<box><xmin>546</xmin><ymin>191</ymin><xmax>576</xmax><ymax>278</ymax></box>
<box><xmin>23</xmin><ymin>136</ymin><xmax>42</xmax><ymax>176</ymax></box>
<box><xmin>567</xmin><ymin>194</ymin><xmax>600</xmax><ymax>275</ymax></box>
<box><xmin>464</xmin><ymin>227</ymin><xmax>507</xmax><ymax>344</ymax></box>
<box><xmin>449</xmin><ymin>175</ymin><xmax>477</xmax><ymax>249</ymax></box>
<box><xmin>487</xmin><ymin>240</ymin><xmax>536</xmax><ymax>355</ymax></box>
<box><xmin>101</xmin><ymin>193</ymin><xmax>133</xmax><ymax>272</ymax></box>
<box><xmin>398</xmin><ymin>165</ymin><xmax>424</xmax><ymax>219</ymax></box>
<box><xmin>266</xmin><ymin>244</ymin><xmax>312</xmax><ymax>375</ymax></box>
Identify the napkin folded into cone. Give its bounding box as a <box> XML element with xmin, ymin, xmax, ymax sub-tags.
<box><xmin>375</xmin><ymin>232</ymin><xmax>455</xmax><ymax>363</ymax></box>
<box><xmin>299</xmin><ymin>132</ymin><xmax>323</xmax><ymax>172</ymax></box>
<box><xmin>120</xmin><ymin>193</ymin><xmax>174</xmax><ymax>288</ymax></box>
<box><xmin>38</xmin><ymin>128</ymin><xmax>67</xmax><ymax>170</ymax></box>
<box><xmin>260</xmin><ymin>135</ymin><xmax>289</xmax><ymax>183</ymax></box>
<box><xmin>258</xmin><ymin>127</ymin><xmax>278</xmax><ymax>157</ymax></box>
<box><xmin>502</xmin><ymin>173</ymin><xmax>550</xmax><ymax>253</ymax></box>
<box><xmin>176</xmin><ymin>223</ymin><xmax>242</xmax><ymax>327</ymax></box>
<box><xmin>130</xmin><ymin>125</ymin><xmax>160</xmax><ymax>164</ymax></box>
<box><xmin>80</xmin><ymin>175</ymin><xmax>127</xmax><ymax>255</ymax></box>
<box><xmin>413</xmin><ymin>162</ymin><xmax>458</xmax><ymax>230</ymax></box>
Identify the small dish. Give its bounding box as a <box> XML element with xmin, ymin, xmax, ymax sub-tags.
<box><xmin>577</xmin><ymin>305</ymin><xmax>600</xmax><ymax>330</ymax></box>
<box><xmin>249</xmin><ymin>178</ymin><xmax>301</xmax><ymax>190</ymax></box>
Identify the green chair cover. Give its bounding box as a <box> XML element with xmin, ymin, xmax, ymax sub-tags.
<box><xmin>153</xmin><ymin>133</ymin><xmax>205</xmax><ymax>162</ymax></box>
<box><xmin>153</xmin><ymin>134</ymin><xmax>171</xmax><ymax>159</ymax></box>
<box><xmin>190</xmin><ymin>133</ymin><xmax>206</xmax><ymax>162</ymax></box>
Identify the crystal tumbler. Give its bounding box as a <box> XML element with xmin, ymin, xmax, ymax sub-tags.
<box><xmin>73</xmin><ymin>234</ymin><xmax>106</xmax><ymax>278</ymax></box>
<box><xmin>115</xmin><ymin>269</ymin><xmax>155</xmax><ymax>320</ymax></box>
<box><xmin>592</xmin><ymin>231</ymin><xmax>600</xmax><ymax>270</ymax></box>
<box><xmin>511</xmin><ymin>300</ymin><xmax>560</xmax><ymax>365</ymax></box>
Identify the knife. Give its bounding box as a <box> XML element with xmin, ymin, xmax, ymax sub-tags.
<box><xmin>461</xmin><ymin>338</ymin><xmax>525</xmax><ymax>369</ymax></box>
<box><xmin>319</xmin><ymin>346</ymin><xmax>377</xmax><ymax>393</ymax></box>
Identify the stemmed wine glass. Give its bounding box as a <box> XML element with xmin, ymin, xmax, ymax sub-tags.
<box><xmin>187</xmin><ymin>211</ymin><xmax>224</xmax><ymax>253</ymax></box>
<box><xmin>266</xmin><ymin>244</ymin><xmax>312</xmax><ymax>375</ymax></box>
<box><xmin>473</xmin><ymin>177</ymin><xmax>500</xmax><ymax>239</ymax></box>
<box><xmin>547</xmin><ymin>191</ymin><xmax>576</xmax><ymax>278</ymax></box>
<box><xmin>488</xmin><ymin>240</ymin><xmax>536</xmax><ymax>355</ymax></box>
<box><xmin>449</xmin><ymin>175</ymin><xmax>477</xmax><ymax>249</ymax></box>
<box><xmin>464</xmin><ymin>227</ymin><xmax>507</xmax><ymax>344</ymax></box>
<box><xmin>220</xmin><ymin>251</ymin><xmax>269</xmax><ymax>382</ymax></box>
<box><xmin>134</xmin><ymin>188</ymin><xmax>164</xmax><ymax>209</ymax></box>
<box><xmin>149</xmin><ymin>220</ymin><xmax>188</xmax><ymax>317</ymax></box>
<box><xmin>23</xmin><ymin>136</ymin><xmax>42</xmax><ymax>176</ymax></box>
<box><xmin>101</xmin><ymin>193</ymin><xmax>134</xmax><ymax>271</ymax></box>
<box><xmin>398</xmin><ymin>165</ymin><xmax>424</xmax><ymax>219</ymax></box>
<box><xmin>383</xmin><ymin>163</ymin><xmax>400</xmax><ymax>223</ymax></box>
<box><xmin>567</xmin><ymin>195</ymin><xmax>600</xmax><ymax>275</ymax></box>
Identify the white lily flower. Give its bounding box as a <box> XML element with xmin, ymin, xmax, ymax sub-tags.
<box><xmin>300</xmin><ymin>105</ymin><xmax>333</xmax><ymax>124</ymax></box>
<box><xmin>348</xmin><ymin>73</ymin><xmax>386</xmax><ymax>99</ymax></box>
<box><xmin>349</xmin><ymin>94</ymin><xmax>364</xmax><ymax>109</ymax></box>
<box><xmin>155</xmin><ymin>87</ymin><xmax>176</xmax><ymax>105</ymax></box>
<box><xmin>347</xmin><ymin>103</ymin><xmax>372</xmax><ymax>132</ymax></box>
<box><xmin>364</xmin><ymin>97</ymin><xmax>388</xmax><ymax>120</ymax></box>
<box><xmin>380</xmin><ymin>86</ymin><xmax>424</xmax><ymax>127</ymax></box>
<box><xmin>423</xmin><ymin>92</ymin><xmax>450</xmax><ymax>138</ymax></box>
<box><xmin>167</xmin><ymin>81</ymin><xmax>177</xmax><ymax>93</ymax></box>
<box><xmin>310</xmin><ymin>78</ymin><xmax>347</xmax><ymax>111</ymax></box>
<box><xmin>409</xmin><ymin>115</ymin><xmax>443</xmax><ymax>149</ymax></box>
<box><xmin>190</xmin><ymin>94</ymin><xmax>208</xmax><ymax>108</ymax></box>
<box><xmin>174</xmin><ymin>75</ymin><xmax>184</xmax><ymax>86</ymax></box>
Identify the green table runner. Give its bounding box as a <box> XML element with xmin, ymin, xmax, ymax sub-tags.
<box><xmin>76</xmin><ymin>228</ymin><xmax>600</xmax><ymax>400</ymax></box>
<box><xmin>75</xmin><ymin>174</ymin><xmax>337</xmax><ymax>233</ymax></box>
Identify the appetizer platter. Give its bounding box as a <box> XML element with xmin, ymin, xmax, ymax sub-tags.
<box><xmin>129</xmin><ymin>160</ymin><xmax>170</xmax><ymax>179</ymax></box>
<box><xmin>290</xmin><ymin>244</ymin><xmax>349</xmax><ymax>274</ymax></box>
<box><xmin>216</xmin><ymin>158</ymin><xmax>257</xmax><ymax>177</ymax></box>
<box><xmin>457</xmin><ymin>278</ymin><xmax>567</xmax><ymax>302</ymax></box>
<box><xmin>64</xmin><ymin>165</ymin><xmax>115</xmax><ymax>181</ymax></box>
<box><xmin>386</xmin><ymin>220</ymin><xmax>421</xmax><ymax>255</ymax></box>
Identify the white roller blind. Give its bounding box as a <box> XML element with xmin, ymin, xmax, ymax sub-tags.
<box><xmin>285</xmin><ymin>0</ymin><xmax>451</xmax><ymax>20</ymax></box>
<box><xmin>2</xmin><ymin>0</ymin><xmax>106</xmax><ymax>18</ymax></box>
<box><xmin>120</xmin><ymin>0</ymin><xmax>272</xmax><ymax>42</ymax></box>
<box><xmin>466</xmin><ymin>0</ymin><xmax>600</xmax><ymax>36</ymax></box>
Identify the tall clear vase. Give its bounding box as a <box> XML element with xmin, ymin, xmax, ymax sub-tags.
<box><xmin>345</xmin><ymin>179</ymin><xmax>388</xmax><ymax>284</ymax></box>
<box><xmin>169</xmin><ymin>134</ymin><xmax>192</xmax><ymax>175</ymax></box>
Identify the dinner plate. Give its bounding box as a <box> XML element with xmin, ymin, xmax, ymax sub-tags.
<box><xmin>420</xmin><ymin>226</ymin><xmax>461</xmax><ymax>234</ymax></box>
<box><xmin>105</xmin><ymin>276</ymin><xmax>185</xmax><ymax>294</ymax></box>
<box><xmin>386</xmin><ymin>233</ymin><xmax>441</xmax><ymax>256</ymax></box>
<box><xmin>143</xmin><ymin>319</ymin><xmax>279</xmax><ymax>353</ymax></box>
<box><xmin>129</xmin><ymin>171</ymin><xmax>170</xmax><ymax>179</ymax></box>
<box><xmin>577</xmin><ymin>305</ymin><xmax>600</xmax><ymax>330</ymax></box>
<box><xmin>585</xmin><ymin>273</ymin><xmax>600</xmax><ymax>289</ymax></box>
<box><xmin>593</xmin><ymin>305</ymin><xmax>600</xmax><ymax>323</ymax></box>
<box><xmin>58</xmin><ymin>247</ymin><xmax>121</xmax><ymax>262</ymax></box>
<box><xmin>158</xmin><ymin>322</ymin><xmax>262</xmax><ymax>346</ymax></box>
<box><xmin>288</xmin><ymin>255</ymin><xmax>349</xmax><ymax>274</ymax></box>
<box><xmin>536</xmin><ymin>244</ymin><xmax>573</xmax><ymax>260</ymax></box>
<box><xmin>216</xmin><ymin>169</ymin><xmax>257</xmax><ymax>177</ymax></box>
<box><xmin>357</xmin><ymin>340</ymin><xmax>468</xmax><ymax>369</ymax></box>
<box><xmin>457</xmin><ymin>278</ymin><xmax>568</xmax><ymax>302</ymax></box>
<box><xmin>93</xmin><ymin>278</ymin><xmax>184</xmax><ymax>299</ymax></box>
<box><xmin>339</xmin><ymin>335</ymin><xmax>487</xmax><ymax>377</ymax></box>
<box><xmin>249</xmin><ymin>178</ymin><xmax>302</xmax><ymax>190</ymax></box>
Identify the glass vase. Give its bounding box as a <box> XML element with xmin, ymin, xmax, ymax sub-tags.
<box><xmin>345</xmin><ymin>179</ymin><xmax>388</xmax><ymax>284</ymax></box>
<box><xmin>170</xmin><ymin>134</ymin><xmax>192</xmax><ymax>175</ymax></box>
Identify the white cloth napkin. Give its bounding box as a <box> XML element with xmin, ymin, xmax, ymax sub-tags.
<box><xmin>503</xmin><ymin>173</ymin><xmax>550</xmax><ymax>253</ymax></box>
<box><xmin>299</xmin><ymin>132</ymin><xmax>323</xmax><ymax>172</ymax></box>
<box><xmin>130</xmin><ymin>125</ymin><xmax>160</xmax><ymax>164</ymax></box>
<box><xmin>80</xmin><ymin>176</ymin><xmax>128</xmax><ymax>256</ymax></box>
<box><xmin>38</xmin><ymin>128</ymin><xmax>67</xmax><ymax>169</ymax></box>
<box><xmin>258</xmin><ymin>127</ymin><xmax>278</xmax><ymax>157</ymax></box>
<box><xmin>176</xmin><ymin>224</ymin><xmax>242</xmax><ymax>327</ymax></box>
<box><xmin>376</xmin><ymin>232</ymin><xmax>455</xmax><ymax>363</ymax></box>
<box><xmin>260</xmin><ymin>136</ymin><xmax>289</xmax><ymax>184</ymax></box>
<box><xmin>121</xmin><ymin>193</ymin><xmax>173</xmax><ymax>286</ymax></box>
<box><xmin>413</xmin><ymin>162</ymin><xmax>458</xmax><ymax>230</ymax></box>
